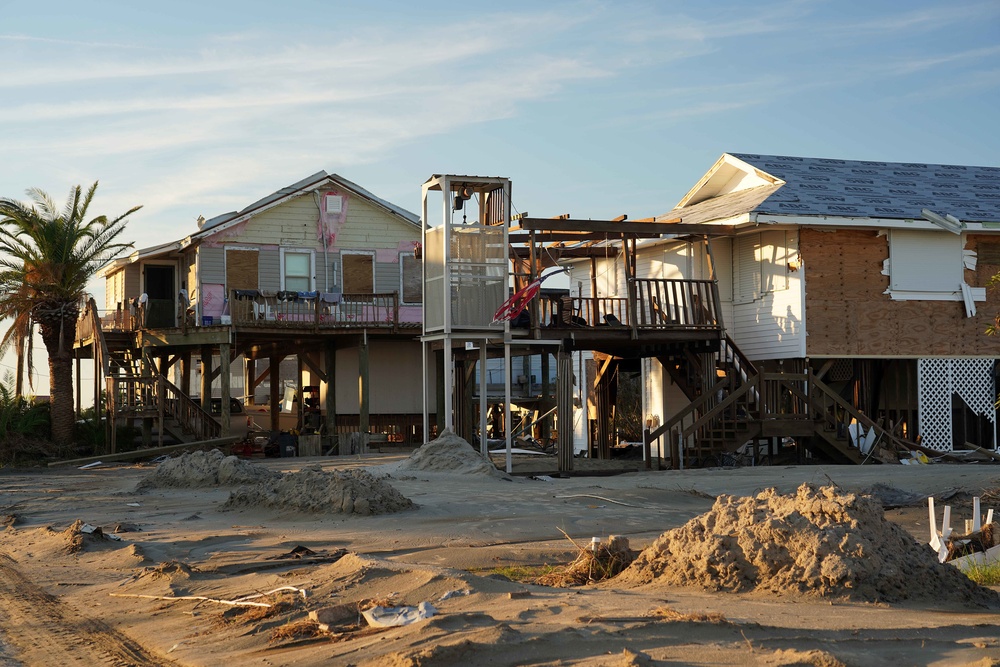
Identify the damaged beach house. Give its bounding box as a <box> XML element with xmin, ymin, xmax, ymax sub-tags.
<box><xmin>75</xmin><ymin>171</ymin><xmax>434</xmax><ymax>454</ymax></box>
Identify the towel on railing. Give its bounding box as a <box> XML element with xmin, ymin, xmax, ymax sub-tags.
<box><xmin>233</xmin><ymin>289</ymin><xmax>260</xmax><ymax>300</ymax></box>
<box><xmin>276</xmin><ymin>290</ymin><xmax>298</xmax><ymax>301</ymax></box>
<box><xmin>297</xmin><ymin>291</ymin><xmax>318</xmax><ymax>300</ymax></box>
<box><xmin>320</xmin><ymin>291</ymin><xmax>342</xmax><ymax>304</ymax></box>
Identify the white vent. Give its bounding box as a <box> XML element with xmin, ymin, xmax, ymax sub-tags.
<box><xmin>326</xmin><ymin>195</ymin><xmax>343</xmax><ymax>214</ymax></box>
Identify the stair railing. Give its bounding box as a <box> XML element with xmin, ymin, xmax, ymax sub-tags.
<box><xmin>807</xmin><ymin>373</ymin><xmax>915</xmax><ymax>462</ymax></box>
<box><xmin>156</xmin><ymin>375</ymin><xmax>223</xmax><ymax>441</ymax></box>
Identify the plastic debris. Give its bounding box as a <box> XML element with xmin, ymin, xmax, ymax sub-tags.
<box><xmin>362</xmin><ymin>602</ymin><xmax>436</xmax><ymax>627</ymax></box>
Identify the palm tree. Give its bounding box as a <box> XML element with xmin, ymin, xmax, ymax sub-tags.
<box><xmin>0</xmin><ymin>183</ymin><xmax>139</xmax><ymax>447</ymax></box>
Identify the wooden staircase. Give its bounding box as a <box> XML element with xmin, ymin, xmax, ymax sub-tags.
<box><xmin>647</xmin><ymin>336</ymin><xmax>916</xmax><ymax>466</ymax></box>
<box><xmin>78</xmin><ymin>297</ymin><xmax>223</xmax><ymax>454</ymax></box>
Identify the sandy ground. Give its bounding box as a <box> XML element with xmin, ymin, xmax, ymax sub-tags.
<box><xmin>1</xmin><ymin>452</ymin><xmax>999</xmax><ymax>667</ymax></box>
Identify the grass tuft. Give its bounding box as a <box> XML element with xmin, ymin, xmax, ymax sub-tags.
<box><xmin>958</xmin><ymin>559</ymin><xmax>1000</xmax><ymax>586</ymax></box>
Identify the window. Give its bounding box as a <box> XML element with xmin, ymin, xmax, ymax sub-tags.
<box><xmin>281</xmin><ymin>249</ymin><xmax>313</xmax><ymax>291</ymax></box>
<box><xmin>342</xmin><ymin>252</ymin><xmax>374</xmax><ymax>294</ymax></box>
<box><xmin>888</xmin><ymin>230</ymin><xmax>962</xmax><ymax>298</ymax></box>
<box><xmin>400</xmin><ymin>252</ymin><xmax>421</xmax><ymax>304</ymax></box>
<box><xmin>733</xmin><ymin>231</ymin><xmax>789</xmax><ymax>303</ymax></box>
<box><xmin>596</xmin><ymin>257</ymin><xmax>618</xmax><ymax>297</ymax></box>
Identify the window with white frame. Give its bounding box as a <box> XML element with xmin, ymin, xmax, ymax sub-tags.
<box><xmin>281</xmin><ymin>249</ymin><xmax>314</xmax><ymax>292</ymax></box>
<box><xmin>887</xmin><ymin>230</ymin><xmax>963</xmax><ymax>299</ymax></box>
<box><xmin>400</xmin><ymin>252</ymin><xmax>421</xmax><ymax>304</ymax></box>
<box><xmin>342</xmin><ymin>251</ymin><xmax>374</xmax><ymax>294</ymax></box>
<box><xmin>733</xmin><ymin>231</ymin><xmax>789</xmax><ymax>303</ymax></box>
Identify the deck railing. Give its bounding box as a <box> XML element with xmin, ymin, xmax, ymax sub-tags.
<box><xmin>546</xmin><ymin>278</ymin><xmax>722</xmax><ymax>330</ymax></box>
<box><xmin>228</xmin><ymin>291</ymin><xmax>404</xmax><ymax>330</ymax></box>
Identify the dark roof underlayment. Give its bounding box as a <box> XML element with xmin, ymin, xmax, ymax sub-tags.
<box><xmin>728</xmin><ymin>153</ymin><xmax>1000</xmax><ymax>223</ymax></box>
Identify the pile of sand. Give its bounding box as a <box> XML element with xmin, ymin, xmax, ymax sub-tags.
<box><xmin>135</xmin><ymin>449</ymin><xmax>279</xmax><ymax>491</ymax></box>
<box><xmin>223</xmin><ymin>464</ymin><xmax>413</xmax><ymax>516</ymax></box>
<box><xmin>616</xmin><ymin>484</ymin><xmax>999</xmax><ymax>605</ymax></box>
<box><xmin>393</xmin><ymin>429</ymin><xmax>506</xmax><ymax>478</ymax></box>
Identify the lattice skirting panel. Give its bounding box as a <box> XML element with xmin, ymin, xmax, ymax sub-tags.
<box><xmin>917</xmin><ymin>358</ymin><xmax>996</xmax><ymax>451</ymax></box>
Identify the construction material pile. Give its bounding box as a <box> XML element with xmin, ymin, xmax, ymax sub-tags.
<box><xmin>616</xmin><ymin>484</ymin><xmax>998</xmax><ymax>605</ymax></box>
<box><xmin>393</xmin><ymin>429</ymin><xmax>507</xmax><ymax>478</ymax></box>
<box><xmin>223</xmin><ymin>464</ymin><xmax>413</xmax><ymax>516</ymax></box>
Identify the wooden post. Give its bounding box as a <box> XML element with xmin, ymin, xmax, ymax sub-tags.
<box><xmin>643</xmin><ymin>427</ymin><xmax>652</xmax><ymax>470</ymax></box>
<box><xmin>200</xmin><ymin>346</ymin><xmax>212</xmax><ymax>415</ymax></box>
<box><xmin>220</xmin><ymin>342</ymin><xmax>231</xmax><ymax>437</ymax></box>
<box><xmin>93</xmin><ymin>347</ymin><xmax>100</xmax><ymax>417</ymax></box>
<box><xmin>269</xmin><ymin>355</ymin><xmax>281</xmax><ymax>432</ymax></box>
<box><xmin>325</xmin><ymin>342</ymin><xmax>337</xmax><ymax>453</ymax></box>
<box><xmin>244</xmin><ymin>357</ymin><xmax>255</xmax><ymax>406</ymax></box>
<box><xmin>157</xmin><ymin>375</ymin><xmax>165</xmax><ymax>447</ymax></box>
<box><xmin>359</xmin><ymin>333</ymin><xmax>370</xmax><ymax>439</ymax></box>
<box><xmin>181</xmin><ymin>351</ymin><xmax>191</xmax><ymax>399</ymax></box>
<box><xmin>557</xmin><ymin>349</ymin><xmax>574</xmax><ymax>474</ymax></box>
<box><xmin>296</xmin><ymin>355</ymin><xmax>304</xmax><ymax>432</ymax></box>
<box><xmin>75</xmin><ymin>355</ymin><xmax>82</xmax><ymax>419</ymax></box>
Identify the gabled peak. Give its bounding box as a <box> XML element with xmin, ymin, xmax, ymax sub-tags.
<box><xmin>676</xmin><ymin>154</ymin><xmax>783</xmax><ymax>208</ymax></box>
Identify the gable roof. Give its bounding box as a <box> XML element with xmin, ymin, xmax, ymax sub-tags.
<box><xmin>672</xmin><ymin>153</ymin><xmax>1000</xmax><ymax>225</ymax></box>
<box><xmin>189</xmin><ymin>171</ymin><xmax>420</xmax><ymax>243</ymax></box>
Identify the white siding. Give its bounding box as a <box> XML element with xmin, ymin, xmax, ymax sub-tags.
<box><xmin>730</xmin><ymin>230</ymin><xmax>804</xmax><ymax>360</ymax></box>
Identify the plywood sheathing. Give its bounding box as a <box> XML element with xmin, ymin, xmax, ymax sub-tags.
<box><xmin>801</xmin><ymin>228</ymin><xmax>1000</xmax><ymax>357</ymax></box>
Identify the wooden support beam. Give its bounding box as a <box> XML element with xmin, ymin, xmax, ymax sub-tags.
<box><xmin>325</xmin><ymin>343</ymin><xmax>337</xmax><ymax>451</ymax></box>
<box><xmin>296</xmin><ymin>355</ymin><xmax>304</xmax><ymax>432</ymax></box>
<box><xmin>220</xmin><ymin>342</ymin><xmax>231</xmax><ymax>437</ymax></box>
<box><xmin>359</xmin><ymin>336</ymin><xmax>370</xmax><ymax>436</ymax></box>
<box><xmin>557</xmin><ymin>349</ymin><xmax>574</xmax><ymax>474</ymax></box>
<box><xmin>200</xmin><ymin>346</ymin><xmax>212</xmax><ymax>415</ymax></box>
<box><xmin>269</xmin><ymin>355</ymin><xmax>281</xmax><ymax>432</ymax></box>
<box><xmin>518</xmin><ymin>218</ymin><xmax>735</xmax><ymax>236</ymax></box>
<box><xmin>300</xmin><ymin>352</ymin><xmax>327</xmax><ymax>384</ymax></box>
<box><xmin>48</xmin><ymin>437</ymin><xmax>242</xmax><ymax>467</ymax></box>
<box><xmin>244</xmin><ymin>357</ymin><xmax>255</xmax><ymax>406</ymax></box>
<box><xmin>181</xmin><ymin>351</ymin><xmax>191</xmax><ymax>397</ymax></box>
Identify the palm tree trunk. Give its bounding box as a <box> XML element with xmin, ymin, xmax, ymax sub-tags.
<box><xmin>37</xmin><ymin>307</ymin><xmax>79</xmax><ymax>447</ymax></box>
<box><xmin>15</xmin><ymin>347</ymin><xmax>24</xmax><ymax>401</ymax></box>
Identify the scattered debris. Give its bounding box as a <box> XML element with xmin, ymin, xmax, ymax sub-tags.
<box><xmin>267</xmin><ymin>545</ymin><xmax>316</xmax><ymax>560</ymax></box>
<box><xmin>650</xmin><ymin>607</ymin><xmax>728</xmax><ymax>624</ymax></box>
<box><xmin>537</xmin><ymin>532</ymin><xmax>635</xmax><ymax>587</ymax></box>
<box><xmin>79</xmin><ymin>461</ymin><xmax>104</xmax><ymax>470</ymax></box>
<box><xmin>928</xmin><ymin>495</ymin><xmax>1000</xmax><ymax>568</ymax></box>
<box><xmin>111</xmin><ymin>585</ymin><xmax>308</xmax><ymax>608</ymax></box>
<box><xmin>362</xmin><ymin>601</ymin><xmax>436</xmax><ymax>627</ymax></box>
<box><xmin>438</xmin><ymin>588</ymin><xmax>471</xmax><ymax>601</ymax></box>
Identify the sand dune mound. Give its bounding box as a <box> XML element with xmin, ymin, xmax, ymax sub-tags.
<box><xmin>394</xmin><ymin>429</ymin><xmax>506</xmax><ymax>478</ymax></box>
<box><xmin>223</xmin><ymin>465</ymin><xmax>413</xmax><ymax>516</ymax></box>
<box><xmin>135</xmin><ymin>449</ymin><xmax>279</xmax><ymax>491</ymax></box>
<box><xmin>617</xmin><ymin>483</ymin><xmax>999</xmax><ymax>605</ymax></box>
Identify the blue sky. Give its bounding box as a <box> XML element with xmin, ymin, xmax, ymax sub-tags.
<box><xmin>1</xmin><ymin>0</ymin><xmax>998</xmax><ymax>390</ymax></box>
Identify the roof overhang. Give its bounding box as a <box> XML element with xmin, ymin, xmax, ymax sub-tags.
<box><xmin>96</xmin><ymin>240</ymin><xmax>182</xmax><ymax>277</ymax></box>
